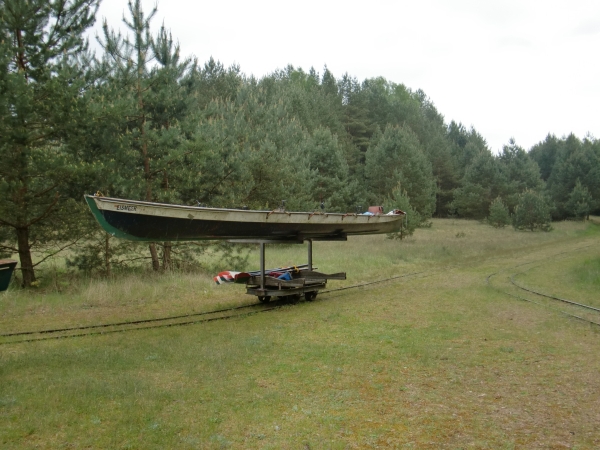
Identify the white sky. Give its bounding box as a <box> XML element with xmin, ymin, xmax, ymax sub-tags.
<box><xmin>89</xmin><ymin>0</ymin><xmax>600</xmax><ymax>153</ymax></box>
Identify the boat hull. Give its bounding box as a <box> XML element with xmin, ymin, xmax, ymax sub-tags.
<box><xmin>85</xmin><ymin>195</ymin><xmax>404</xmax><ymax>242</ymax></box>
<box><xmin>0</xmin><ymin>259</ymin><xmax>17</xmax><ymax>291</ymax></box>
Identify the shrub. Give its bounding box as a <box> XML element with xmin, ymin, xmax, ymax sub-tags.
<box><xmin>512</xmin><ymin>190</ymin><xmax>553</xmax><ymax>231</ymax></box>
<box><xmin>487</xmin><ymin>197</ymin><xmax>511</xmax><ymax>228</ymax></box>
<box><xmin>566</xmin><ymin>179</ymin><xmax>593</xmax><ymax>221</ymax></box>
<box><xmin>385</xmin><ymin>188</ymin><xmax>422</xmax><ymax>240</ymax></box>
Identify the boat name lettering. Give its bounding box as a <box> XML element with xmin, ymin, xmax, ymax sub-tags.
<box><xmin>115</xmin><ymin>205</ymin><xmax>137</xmax><ymax>212</ymax></box>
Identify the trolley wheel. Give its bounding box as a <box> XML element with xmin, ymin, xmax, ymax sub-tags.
<box><xmin>258</xmin><ymin>295</ymin><xmax>271</xmax><ymax>303</ymax></box>
<box><xmin>304</xmin><ymin>291</ymin><xmax>318</xmax><ymax>301</ymax></box>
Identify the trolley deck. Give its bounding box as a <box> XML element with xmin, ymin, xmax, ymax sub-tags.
<box><xmin>231</xmin><ymin>238</ymin><xmax>347</xmax><ymax>302</ymax></box>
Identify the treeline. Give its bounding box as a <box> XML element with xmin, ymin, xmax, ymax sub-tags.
<box><xmin>1</xmin><ymin>0</ymin><xmax>598</xmax><ymax>286</ymax></box>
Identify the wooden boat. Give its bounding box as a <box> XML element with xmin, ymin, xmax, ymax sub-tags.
<box><xmin>85</xmin><ymin>195</ymin><xmax>405</xmax><ymax>242</ymax></box>
<box><xmin>0</xmin><ymin>259</ymin><xmax>17</xmax><ymax>291</ymax></box>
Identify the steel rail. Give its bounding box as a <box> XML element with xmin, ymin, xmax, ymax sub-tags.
<box><xmin>321</xmin><ymin>270</ymin><xmax>429</xmax><ymax>294</ymax></box>
<box><xmin>510</xmin><ymin>274</ymin><xmax>600</xmax><ymax>313</ymax></box>
<box><xmin>488</xmin><ymin>273</ymin><xmax>600</xmax><ymax>327</ymax></box>
<box><xmin>486</xmin><ymin>244</ymin><xmax>600</xmax><ymax>328</ymax></box>
<box><xmin>0</xmin><ymin>303</ymin><xmax>267</xmax><ymax>338</ymax></box>
<box><xmin>0</xmin><ymin>305</ymin><xmax>283</xmax><ymax>345</ymax></box>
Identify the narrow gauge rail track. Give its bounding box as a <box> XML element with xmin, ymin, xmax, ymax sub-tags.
<box><xmin>487</xmin><ymin>244</ymin><xmax>600</xmax><ymax>328</ymax></box>
<box><xmin>510</xmin><ymin>275</ymin><xmax>600</xmax><ymax>316</ymax></box>
<box><xmin>0</xmin><ymin>303</ymin><xmax>282</xmax><ymax>345</ymax></box>
<box><xmin>0</xmin><ymin>270</ymin><xmax>429</xmax><ymax>345</ymax></box>
<box><xmin>4</xmin><ymin>242</ymin><xmax>596</xmax><ymax>345</ymax></box>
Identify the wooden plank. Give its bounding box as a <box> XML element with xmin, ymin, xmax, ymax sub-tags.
<box><xmin>295</xmin><ymin>271</ymin><xmax>347</xmax><ymax>280</ymax></box>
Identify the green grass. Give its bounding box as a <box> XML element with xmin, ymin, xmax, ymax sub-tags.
<box><xmin>512</xmin><ymin>243</ymin><xmax>600</xmax><ymax>308</ymax></box>
<box><xmin>2</xmin><ymin>219</ymin><xmax>600</xmax><ymax>448</ymax></box>
<box><xmin>574</xmin><ymin>256</ymin><xmax>600</xmax><ymax>287</ymax></box>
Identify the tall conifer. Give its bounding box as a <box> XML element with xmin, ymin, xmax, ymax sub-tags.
<box><xmin>0</xmin><ymin>0</ymin><xmax>99</xmax><ymax>286</ymax></box>
<box><xmin>97</xmin><ymin>0</ymin><xmax>193</xmax><ymax>270</ymax></box>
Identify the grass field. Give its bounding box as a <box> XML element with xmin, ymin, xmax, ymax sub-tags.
<box><xmin>1</xmin><ymin>219</ymin><xmax>600</xmax><ymax>449</ymax></box>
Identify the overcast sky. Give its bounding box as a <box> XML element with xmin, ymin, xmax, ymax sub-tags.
<box><xmin>89</xmin><ymin>0</ymin><xmax>600</xmax><ymax>153</ymax></box>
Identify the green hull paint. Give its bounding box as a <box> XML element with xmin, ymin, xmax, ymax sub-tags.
<box><xmin>84</xmin><ymin>196</ymin><xmax>148</xmax><ymax>241</ymax></box>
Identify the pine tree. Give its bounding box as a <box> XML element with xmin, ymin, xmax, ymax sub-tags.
<box><xmin>339</xmin><ymin>73</ymin><xmax>376</xmax><ymax>158</ymax></box>
<box><xmin>181</xmin><ymin>82</ymin><xmax>316</xmax><ymax>212</ymax></box>
<box><xmin>195</xmin><ymin>57</ymin><xmax>242</xmax><ymax>109</ymax></box>
<box><xmin>529</xmin><ymin>134</ymin><xmax>561</xmax><ymax>181</ymax></box>
<box><xmin>512</xmin><ymin>190</ymin><xmax>553</xmax><ymax>231</ymax></box>
<box><xmin>97</xmin><ymin>0</ymin><xmax>193</xmax><ymax>270</ymax></box>
<box><xmin>565</xmin><ymin>179</ymin><xmax>592</xmax><ymax>220</ymax></box>
<box><xmin>546</xmin><ymin>134</ymin><xmax>600</xmax><ymax>218</ymax></box>
<box><xmin>384</xmin><ymin>188</ymin><xmax>421</xmax><ymax>239</ymax></box>
<box><xmin>487</xmin><ymin>197</ymin><xmax>511</xmax><ymax>228</ymax></box>
<box><xmin>451</xmin><ymin>150</ymin><xmax>500</xmax><ymax>219</ymax></box>
<box><xmin>364</xmin><ymin>125</ymin><xmax>436</xmax><ymax>219</ymax></box>
<box><xmin>0</xmin><ymin>0</ymin><xmax>99</xmax><ymax>286</ymax></box>
<box><xmin>496</xmin><ymin>139</ymin><xmax>544</xmax><ymax>212</ymax></box>
<box><xmin>301</xmin><ymin>127</ymin><xmax>356</xmax><ymax>212</ymax></box>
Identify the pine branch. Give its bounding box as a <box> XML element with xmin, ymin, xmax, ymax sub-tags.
<box><xmin>0</xmin><ymin>242</ymin><xmax>18</xmax><ymax>253</ymax></box>
<box><xmin>25</xmin><ymin>192</ymin><xmax>60</xmax><ymax>228</ymax></box>
<box><xmin>32</xmin><ymin>239</ymin><xmax>81</xmax><ymax>268</ymax></box>
<box><xmin>33</xmin><ymin>183</ymin><xmax>60</xmax><ymax>199</ymax></box>
<box><xmin>205</xmin><ymin>168</ymin><xmax>236</xmax><ymax>199</ymax></box>
<box><xmin>0</xmin><ymin>213</ymin><xmax>17</xmax><ymax>228</ymax></box>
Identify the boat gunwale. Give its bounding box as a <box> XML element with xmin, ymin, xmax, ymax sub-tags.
<box><xmin>87</xmin><ymin>195</ymin><xmax>406</xmax><ymax>222</ymax></box>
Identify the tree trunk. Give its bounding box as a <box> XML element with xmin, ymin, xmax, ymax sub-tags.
<box><xmin>149</xmin><ymin>243</ymin><xmax>160</xmax><ymax>271</ymax></box>
<box><xmin>135</xmin><ymin>60</ymin><xmax>160</xmax><ymax>271</ymax></box>
<box><xmin>162</xmin><ymin>241</ymin><xmax>172</xmax><ymax>271</ymax></box>
<box><xmin>104</xmin><ymin>233</ymin><xmax>111</xmax><ymax>277</ymax></box>
<box><xmin>16</xmin><ymin>226</ymin><xmax>36</xmax><ymax>287</ymax></box>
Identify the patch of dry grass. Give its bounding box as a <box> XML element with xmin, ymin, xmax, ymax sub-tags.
<box><xmin>0</xmin><ymin>271</ymin><xmax>246</xmax><ymax>334</ymax></box>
